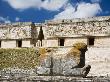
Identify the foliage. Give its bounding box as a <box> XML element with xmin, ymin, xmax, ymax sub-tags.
<box><xmin>0</xmin><ymin>48</ymin><xmax>39</xmax><ymax>70</ymax></box>
<box><xmin>38</xmin><ymin>26</ymin><xmax>44</xmax><ymax>41</ymax></box>
<box><xmin>67</xmin><ymin>42</ymin><xmax>87</xmax><ymax>64</ymax></box>
<box><xmin>73</xmin><ymin>42</ymin><xmax>87</xmax><ymax>50</ymax></box>
<box><xmin>38</xmin><ymin>48</ymin><xmax>52</xmax><ymax>61</ymax></box>
<box><xmin>39</xmin><ymin>48</ymin><xmax>47</xmax><ymax>55</ymax></box>
<box><xmin>68</xmin><ymin>48</ymin><xmax>80</xmax><ymax>58</ymax></box>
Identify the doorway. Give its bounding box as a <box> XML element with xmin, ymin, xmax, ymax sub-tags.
<box><xmin>88</xmin><ymin>37</ymin><xmax>95</xmax><ymax>46</ymax></box>
<box><xmin>0</xmin><ymin>41</ymin><xmax>1</xmax><ymax>48</ymax></box>
<box><xmin>17</xmin><ymin>40</ymin><xmax>22</xmax><ymax>47</ymax></box>
<box><xmin>59</xmin><ymin>38</ymin><xmax>65</xmax><ymax>46</ymax></box>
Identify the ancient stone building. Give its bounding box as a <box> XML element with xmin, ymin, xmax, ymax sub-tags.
<box><xmin>0</xmin><ymin>22</ymin><xmax>38</xmax><ymax>48</ymax></box>
<box><xmin>0</xmin><ymin>16</ymin><xmax>110</xmax><ymax>48</ymax></box>
<box><xmin>0</xmin><ymin>16</ymin><xmax>110</xmax><ymax>76</ymax></box>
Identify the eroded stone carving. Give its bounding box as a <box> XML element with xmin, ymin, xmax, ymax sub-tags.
<box><xmin>45</xmin><ymin>21</ymin><xmax>110</xmax><ymax>38</ymax></box>
<box><xmin>0</xmin><ymin>26</ymin><xmax>32</xmax><ymax>39</ymax></box>
<box><xmin>36</xmin><ymin>43</ymin><xmax>91</xmax><ymax>77</ymax></box>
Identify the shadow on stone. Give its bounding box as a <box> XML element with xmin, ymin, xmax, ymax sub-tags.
<box><xmin>36</xmin><ymin>42</ymin><xmax>91</xmax><ymax>77</ymax></box>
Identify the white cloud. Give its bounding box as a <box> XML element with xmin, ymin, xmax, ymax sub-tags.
<box><xmin>73</xmin><ymin>3</ymin><xmax>102</xmax><ymax>18</ymax></box>
<box><xmin>4</xmin><ymin>0</ymin><xmax>68</xmax><ymax>11</ymax></box>
<box><xmin>41</xmin><ymin>0</ymin><xmax>68</xmax><ymax>11</ymax></box>
<box><xmin>15</xmin><ymin>17</ymin><xmax>20</xmax><ymax>21</ymax></box>
<box><xmin>54</xmin><ymin>4</ymin><xmax>75</xmax><ymax>19</ymax></box>
<box><xmin>0</xmin><ymin>16</ymin><xmax>11</xmax><ymax>23</ymax></box>
<box><xmin>4</xmin><ymin>0</ymin><xmax>42</xmax><ymax>10</ymax></box>
<box><xmin>54</xmin><ymin>3</ymin><xmax>102</xmax><ymax>20</ymax></box>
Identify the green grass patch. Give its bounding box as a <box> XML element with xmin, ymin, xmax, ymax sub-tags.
<box><xmin>0</xmin><ymin>48</ymin><xmax>39</xmax><ymax>70</ymax></box>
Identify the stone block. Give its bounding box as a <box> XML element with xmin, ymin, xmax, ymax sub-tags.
<box><xmin>36</xmin><ymin>43</ymin><xmax>91</xmax><ymax>77</ymax></box>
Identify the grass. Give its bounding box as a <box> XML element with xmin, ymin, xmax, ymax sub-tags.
<box><xmin>0</xmin><ymin>42</ymin><xmax>87</xmax><ymax>70</ymax></box>
<box><xmin>0</xmin><ymin>48</ymin><xmax>39</xmax><ymax>70</ymax></box>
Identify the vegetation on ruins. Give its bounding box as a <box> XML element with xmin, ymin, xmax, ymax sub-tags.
<box><xmin>67</xmin><ymin>42</ymin><xmax>87</xmax><ymax>65</ymax></box>
<box><xmin>38</xmin><ymin>48</ymin><xmax>53</xmax><ymax>61</ymax></box>
<box><xmin>0</xmin><ymin>48</ymin><xmax>39</xmax><ymax>70</ymax></box>
<box><xmin>73</xmin><ymin>42</ymin><xmax>87</xmax><ymax>50</ymax></box>
<box><xmin>0</xmin><ymin>43</ymin><xmax>87</xmax><ymax>70</ymax></box>
<box><xmin>38</xmin><ymin>26</ymin><xmax>44</xmax><ymax>46</ymax></box>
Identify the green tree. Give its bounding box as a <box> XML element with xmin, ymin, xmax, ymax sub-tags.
<box><xmin>38</xmin><ymin>26</ymin><xmax>44</xmax><ymax>46</ymax></box>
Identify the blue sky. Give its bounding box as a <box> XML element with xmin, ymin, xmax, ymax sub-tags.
<box><xmin>0</xmin><ymin>0</ymin><xmax>110</xmax><ymax>23</ymax></box>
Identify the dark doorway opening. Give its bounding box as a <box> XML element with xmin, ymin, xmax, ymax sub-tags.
<box><xmin>0</xmin><ymin>41</ymin><xmax>1</xmax><ymax>48</ymax></box>
<box><xmin>59</xmin><ymin>39</ymin><xmax>65</xmax><ymax>46</ymax></box>
<box><xmin>88</xmin><ymin>37</ymin><xmax>94</xmax><ymax>46</ymax></box>
<box><xmin>17</xmin><ymin>40</ymin><xmax>22</xmax><ymax>47</ymax></box>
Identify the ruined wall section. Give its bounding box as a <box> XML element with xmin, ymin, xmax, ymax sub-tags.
<box><xmin>0</xmin><ymin>22</ymin><xmax>41</xmax><ymax>48</ymax></box>
<box><xmin>45</xmin><ymin>16</ymin><xmax>110</xmax><ymax>38</ymax></box>
<box><xmin>86</xmin><ymin>47</ymin><xmax>110</xmax><ymax>76</ymax></box>
<box><xmin>94</xmin><ymin>37</ymin><xmax>110</xmax><ymax>47</ymax></box>
<box><xmin>65</xmin><ymin>38</ymin><xmax>87</xmax><ymax>46</ymax></box>
<box><xmin>0</xmin><ymin>22</ymin><xmax>32</xmax><ymax>39</ymax></box>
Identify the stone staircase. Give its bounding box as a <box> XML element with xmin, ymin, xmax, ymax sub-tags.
<box><xmin>0</xmin><ymin>76</ymin><xmax>110</xmax><ymax>82</ymax></box>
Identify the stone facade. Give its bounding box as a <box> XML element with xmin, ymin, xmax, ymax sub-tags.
<box><xmin>1</xmin><ymin>16</ymin><xmax>110</xmax><ymax>77</ymax></box>
<box><xmin>0</xmin><ymin>16</ymin><xmax>110</xmax><ymax>48</ymax></box>
<box><xmin>1</xmin><ymin>40</ymin><xmax>16</xmax><ymax>48</ymax></box>
<box><xmin>43</xmin><ymin>16</ymin><xmax>110</xmax><ymax>47</ymax></box>
<box><xmin>0</xmin><ymin>22</ymin><xmax>39</xmax><ymax>48</ymax></box>
<box><xmin>22</xmin><ymin>39</ymin><xmax>31</xmax><ymax>47</ymax></box>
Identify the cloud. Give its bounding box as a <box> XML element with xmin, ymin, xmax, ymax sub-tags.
<box><xmin>54</xmin><ymin>2</ymin><xmax>102</xmax><ymax>20</ymax></box>
<box><xmin>15</xmin><ymin>17</ymin><xmax>20</xmax><ymax>21</ymax></box>
<box><xmin>41</xmin><ymin>0</ymin><xmax>68</xmax><ymax>11</ymax></box>
<box><xmin>54</xmin><ymin>4</ymin><xmax>75</xmax><ymax>19</ymax></box>
<box><xmin>73</xmin><ymin>3</ymin><xmax>102</xmax><ymax>18</ymax></box>
<box><xmin>0</xmin><ymin>16</ymin><xmax>11</xmax><ymax>23</ymax></box>
<box><xmin>4</xmin><ymin>0</ymin><xmax>68</xmax><ymax>11</ymax></box>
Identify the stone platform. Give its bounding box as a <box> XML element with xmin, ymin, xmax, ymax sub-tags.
<box><xmin>0</xmin><ymin>76</ymin><xmax>110</xmax><ymax>82</ymax></box>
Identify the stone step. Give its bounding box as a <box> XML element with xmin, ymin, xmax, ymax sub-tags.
<box><xmin>0</xmin><ymin>76</ymin><xmax>110</xmax><ymax>82</ymax></box>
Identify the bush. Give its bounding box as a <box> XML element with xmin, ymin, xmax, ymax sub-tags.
<box><xmin>0</xmin><ymin>48</ymin><xmax>39</xmax><ymax>70</ymax></box>
<box><xmin>73</xmin><ymin>42</ymin><xmax>87</xmax><ymax>50</ymax></box>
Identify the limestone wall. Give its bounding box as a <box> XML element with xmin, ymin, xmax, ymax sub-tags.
<box><xmin>0</xmin><ymin>16</ymin><xmax>110</xmax><ymax>48</ymax></box>
<box><xmin>1</xmin><ymin>40</ymin><xmax>16</xmax><ymax>48</ymax></box>
<box><xmin>36</xmin><ymin>36</ymin><xmax>110</xmax><ymax>47</ymax></box>
<box><xmin>42</xmin><ymin>39</ymin><xmax>58</xmax><ymax>47</ymax></box>
<box><xmin>22</xmin><ymin>39</ymin><xmax>31</xmax><ymax>47</ymax></box>
<box><xmin>94</xmin><ymin>37</ymin><xmax>110</xmax><ymax>47</ymax></box>
<box><xmin>0</xmin><ymin>22</ymin><xmax>40</xmax><ymax>40</ymax></box>
<box><xmin>86</xmin><ymin>47</ymin><xmax>110</xmax><ymax>76</ymax></box>
<box><xmin>44</xmin><ymin>22</ymin><xmax>110</xmax><ymax>38</ymax></box>
<box><xmin>0</xmin><ymin>39</ymin><xmax>32</xmax><ymax>48</ymax></box>
<box><xmin>44</xmin><ymin>16</ymin><xmax>110</xmax><ymax>38</ymax></box>
<box><xmin>65</xmin><ymin>37</ymin><xmax>87</xmax><ymax>46</ymax></box>
<box><xmin>0</xmin><ymin>25</ymin><xmax>31</xmax><ymax>39</ymax></box>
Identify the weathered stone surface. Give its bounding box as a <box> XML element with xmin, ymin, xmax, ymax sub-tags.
<box><xmin>0</xmin><ymin>67</ymin><xmax>36</xmax><ymax>78</ymax></box>
<box><xmin>36</xmin><ymin>66</ymin><xmax>50</xmax><ymax>75</ymax></box>
<box><xmin>36</xmin><ymin>43</ymin><xmax>91</xmax><ymax>77</ymax></box>
<box><xmin>86</xmin><ymin>47</ymin><xmax>110</xmax><ymax>76</ymax></box>
<box><xmin>44</xmin><ymin>16</ymin><xmax>110</xmax><ymax>38</ymax></box>
<box><xmin>0</xmin><ymin>16</ymin><xmax>110</xmax><ymax>48</ymax></box>
<box><xmin>0</xmin><ymin>24</ymin><xmax>32</xmax><ymax>39</ymax></box>
<box><xmin>0</xmin><ymin>76</ymin><xmax>110</xmax><ymax>82</ymax></box>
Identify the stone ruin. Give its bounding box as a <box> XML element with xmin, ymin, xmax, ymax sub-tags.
<box><xmin>0</xmin><ymin>42</ymin><xmax>92</xmax><ymax>82</ymax></box>
<box><xmin>0</xmin><ymin>16</ymin><xmax>110</xmax><ymax>48</ymax></box>
<box><xmin>1</xmin><ymin>16</ymin><xmax>110</xmax><ymax>81</ymax></box>
<box><xmin>36</xmin><ymin>42</ymin><xmax>91</xmax><ymax>77</ymax></box>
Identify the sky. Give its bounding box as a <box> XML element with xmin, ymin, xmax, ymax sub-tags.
<box><xmin>0</xmin><ymin>0</ymin><xmax>110</xmax><ymax>23</ymax></box>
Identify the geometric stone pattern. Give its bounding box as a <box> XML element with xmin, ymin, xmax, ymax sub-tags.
<box><xmin>44</xmin><ymin>16</ymin><xmax>110</xmax><ymax>38</ymax></box>
<box><xmin>0</xmin><ymin>23</ymin><xmax>32</xmax><ymax>39</ymax></box>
